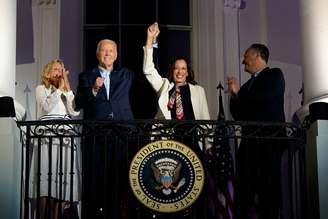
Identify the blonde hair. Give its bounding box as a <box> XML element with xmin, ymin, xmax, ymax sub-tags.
<box><xmin>41</xmin><ymin>59</ymin><xmax>64</xmax><ymax>89</ymax></box>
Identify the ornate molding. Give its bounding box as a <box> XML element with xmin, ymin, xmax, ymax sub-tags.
<box><xmin>224</xmin><ymin>0</ymin><xmax>243</xmax><ymax>9</ymax></box>
<box><xmin>32</xmin><ymin>0</ymin><xmax>56</xmax><ymax>6</ymax></box>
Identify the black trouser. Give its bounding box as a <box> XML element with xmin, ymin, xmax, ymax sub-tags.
<box><xmin>235</xmin><ymin>139</ymin><xmax>283</xmax><ymax>219</ymax></box>
<box><xmin>81</xmin><ymin>135</ymin><xmax>128</xmax><ymax>219</ymax></box>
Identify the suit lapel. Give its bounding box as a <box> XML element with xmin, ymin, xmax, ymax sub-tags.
<box><xmin>109</xmin><ymin>69</ymin><xmax>118</xmax><ymax>96</ymax></box>
<box><xmin>249</xmin><ymin>67</ymin><xmax>269</xmax><ymax>92</ymax></box>
<box><xmin>189</xmin><ymin>84</ymin><xmax>199</xmax><ymax>119</ymax></box>
<box><xmin>158</xmin><ymin>82</ymin><xmax>174</xmax><ymax>119</ymax></box>
<box><xmin>158</xmin><ymin>83</ymin><xmax>199</xmax><ymax>119</ymax></box>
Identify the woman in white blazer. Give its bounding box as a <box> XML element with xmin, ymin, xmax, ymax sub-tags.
<box><xmin>143</xmin><ymin>23</ymin><xmax>211</xmax><ymax>155</ymax></box>
<box><xmin>143</xmin><ymin>23</ymin><xmax>210</xmax><ymax>121</ymax></box>
<box><xmin>143</xmin><ymin>23</ymin><xmax>211</xmax><ymax>219</ymax></box>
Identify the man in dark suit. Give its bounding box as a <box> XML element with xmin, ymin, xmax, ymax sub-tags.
<box><xmin>228</xmin><ymin>44</ymin><xmax>285</xmax><ymax>219</ymax></box>
<box><xmin>75</xmin><ymin>39</ymin><xmax>134</xmax><ymax>219</ymax></box>
<box><xmin>75</xmin><ymin>39</ymin><xmax>134</xmax><ymax>121</ymax></box>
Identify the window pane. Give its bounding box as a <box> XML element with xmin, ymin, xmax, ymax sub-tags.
<box><xmin>121</xmin><ymin>0</ymin><xmax>156</xmax><ymax>24</ymax></box>
<box><xmin>156</xmin><ymin>29</ymin><xmax>191</xmax><ymax>77</ymax></box>
<box><xmin>121</xmin><ymin>26</ymin><xmax>158</xmax><ymax>119</ymax></box>
<box><xmin>85</xmin><ymin>0</ymin><xmax>119</xmax><ymax>24</ymax></box>
<box><xmin>120</xmin><ymin>26</ymin><xmax>145</xmax><ymax>72</ymax></box>
<box><xmin>158</xmin><ymin>0</ymin><xmax>190</xmax><ymax>25</ymax></box>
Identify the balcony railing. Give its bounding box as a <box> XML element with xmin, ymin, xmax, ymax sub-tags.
<box><xmin>17</xmin><ymin>120</ymin><xmax>306</xmax><ymax>219</ymax></box>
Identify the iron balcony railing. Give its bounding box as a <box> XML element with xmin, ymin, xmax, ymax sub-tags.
<box><xmin>17</xmin><ymin>120</ymin><xmax>306</xmax><ymax>219</ymax></box>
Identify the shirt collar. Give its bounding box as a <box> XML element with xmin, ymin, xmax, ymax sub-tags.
<box><xmin>253</xmin><ymin>66</ymin><xmax>267</xmax><ymax>77</ymax></box>
<box><xmin>98</xmin><ymin>66</ymin><xmax>111</xmax><ymax>76</ymax></box>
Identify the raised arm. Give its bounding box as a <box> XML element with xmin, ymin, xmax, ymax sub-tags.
<box><xmin>143</xmin><ymin>23</ymin><xmax>168</xmax><ymax>92</ymax></box>
<box><xmin>146</xmin><ymin>22</ymin><xmax>160</xmax><ymax>49</ymax></box>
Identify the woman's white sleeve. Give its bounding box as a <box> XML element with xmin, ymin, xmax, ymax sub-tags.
<box><xmin>63</xmin><ymin>91</ymin><xmax>80</xmax><ymax>116</ymax></box>
<box><xmin>142</xmin><ymin>47</ymin><xmax>166</xmax><ymax>92</ymax></box>
<box><xmin>36</xmin><ymin>86</ymin><xmax>61</xmax><ymax>113</ymax></box>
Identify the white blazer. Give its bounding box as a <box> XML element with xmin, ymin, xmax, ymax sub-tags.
<box><xmin>36</xmin><ymin>85</ymin><xmax>80</xmax><ymax>119</ymax></box>
<box><xmin>143</xmin><ymin>47</ymin><xmax>210</xmax><ymax>120</ymax></box>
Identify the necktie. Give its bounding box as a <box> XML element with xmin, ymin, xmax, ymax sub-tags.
<box><xmin>167</xmin><ymin>86</ymin><xmax>184</xmax><ymax>120</ymax></box>
<box><xmin>103</xmin><ymin>71</ymin><xmax>110</xmax><ymax>99</ymax></box>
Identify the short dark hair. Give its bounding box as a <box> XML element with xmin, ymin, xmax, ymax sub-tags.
<box><xmin>249</xmin><ymin>43</ymin><xmax>269</xmax><ymax>63</ymax></box>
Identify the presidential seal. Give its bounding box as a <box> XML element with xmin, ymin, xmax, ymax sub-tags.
<box><xmin>129</xmin><ymin>140</ymin><xmax>205</xmax><ymax>213</ymax></box>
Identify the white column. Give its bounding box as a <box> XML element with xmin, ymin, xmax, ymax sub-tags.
<box><xmin>300</xmin><ymin>0</ymin><xmax>328</xmax><ymax>104</ymax></box>
<box><xmin>258</xmin><ymin>0</ymin><xmax>268</xmax><ymax>45</ymax></box>
<box><xmin>0</xmin><ymin>2</ymin><xmax>20</xmax><ymax>219</ymax></box>
<box><xmin>192</xmin><ymin>0</ymin><xmax>225</xmax><ymax>119</ymax></box>
<box><xmin>295</xmin><ymin>0</ymin><xmax>328</xmax><ymax>121</ymax></box>
<box><xmin>223</xmin><ymin>0</ymin><xmax>243</xmax><ymax>119</ymax></box>
<box><xmin>306</xmin><ymin>120</ymin><xmax>328</xmax><ymax>218</ymax></box>
<box><xmin>300</xmin><ymin>1</ymin><xmax>328</xmax><ymax>217</ymax></box>
<box><xmin>0</xmin><ymin>0</ymin><xmax>16</xmax><ymax>96</ymax></box>
<box><xmin>223</xmin><ymin>0</ymin><xmax>243</xmax><ymax>78</ymax></box>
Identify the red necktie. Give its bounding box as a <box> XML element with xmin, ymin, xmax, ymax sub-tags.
<box><xmin>167</xmin><ymin>87</ymin><xmax>184</xmax><ymax>120</ymax></box>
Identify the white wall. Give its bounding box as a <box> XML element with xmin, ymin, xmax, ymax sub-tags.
<box><xmin>0</xmin><ymin>1</ymin><xmax>21</xmax><ymax>218</ymax></box>
<box><xmin>0</xmin><ymin>119</ymin><xmax>21</xmax><ymax>219</ymax></box>
<box><xmin>16</xmin><ymin>63</ymin><xmax>38</xmax><ymax>120</ymax></box>
<box><xmin>192</xmin><ymin>0</ymin><xmax>225</xmax><ymax>119</ymax></box>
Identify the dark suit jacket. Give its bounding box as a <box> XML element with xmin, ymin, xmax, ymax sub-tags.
<box><xmin>75</xmin><ymin>67</ymin><xmax>134</xmax><ymax>120</ymax></box>
<box><xmin>230</xmin><ymin>67</ymin><xmax>285</xmax><ymax>122</ymax></box>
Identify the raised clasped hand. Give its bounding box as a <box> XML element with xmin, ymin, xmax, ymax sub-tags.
<box><xmin>148</xmin><ymin>22</ymin><xmax>160</xmax><ymax>37</ymax></box>
<box><xmin>146</xmin><ymin>22</ymin><xmax>160</xmax><ymax>47</ymax></box>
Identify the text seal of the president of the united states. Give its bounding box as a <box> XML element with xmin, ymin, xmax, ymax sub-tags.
<box><xmin>129</xmin><ymin>140</ymin><xmax>205</xmax><ymax>213</ymax></box>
